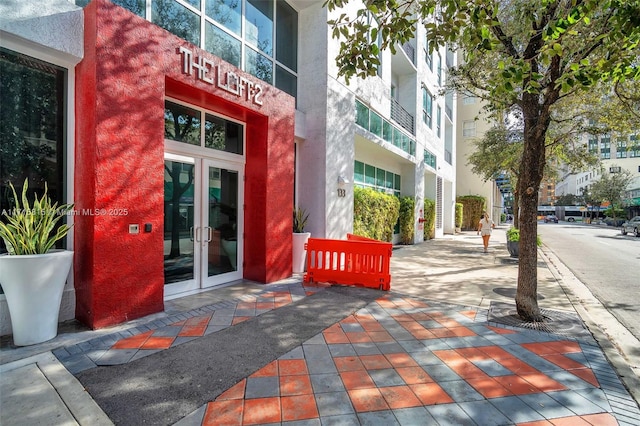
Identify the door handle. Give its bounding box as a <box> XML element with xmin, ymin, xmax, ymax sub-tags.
<box><xmin>191</xmin><ymin>227</ymin><xmax>202</xmax><ymax>242</ymax></box>
<box><xmin>205</xmin><ymin>226</ymin><xmax>212</xmax><ymax>243</ymax></box>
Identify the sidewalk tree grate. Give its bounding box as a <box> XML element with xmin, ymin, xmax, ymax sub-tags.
<box><xmin>488</xmin><ymin>302</ymin><xmax>593</xmax><ymax>341</ymax></box>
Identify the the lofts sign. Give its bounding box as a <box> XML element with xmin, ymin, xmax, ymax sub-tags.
<box><xmin>177</xmin><ymin>46</ymin><xmax>263</xmax><ymax>106</ymax></box>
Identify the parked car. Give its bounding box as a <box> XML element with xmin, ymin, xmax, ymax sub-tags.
<box><xmin>604</xmin><ymin>217</ymin><xmax>626</xmax><ymax>227</ymax></box>
<box><xmin>621</xmin><ymin>216</ymin><xmax>640</xmax><ymax>237</ymax></box>
<box><xmin>544</xmin><ymin>214</ymin><xmax>558</xmax><ymax>223</ymax></box>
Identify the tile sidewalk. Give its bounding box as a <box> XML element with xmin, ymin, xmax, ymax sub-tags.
<box><xmin>1</xmin><ymin>227</ymin><xmax>639</xmax><ymax>425</ymax></box>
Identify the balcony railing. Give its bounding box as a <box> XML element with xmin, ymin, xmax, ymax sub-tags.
<box><xmin>356</xmin><ymin>100</ymin><xmax>416</xmax><ymax>157</ymax></box>
<box><xmin>390</xmin><ymin>98</ymin><xmax>415</xmax><ymax>135</ymax></box>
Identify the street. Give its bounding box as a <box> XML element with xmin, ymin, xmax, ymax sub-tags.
<box><xmin>537</xmin><ymin>221</ymin><xmax>640</xmax><ymax>341</ymax></box>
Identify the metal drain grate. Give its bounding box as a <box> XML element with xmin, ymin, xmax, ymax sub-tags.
<box><xmin>488</xmin><ymin>301</ymin><xmax>593</xmax><ymax>340</ymax></box>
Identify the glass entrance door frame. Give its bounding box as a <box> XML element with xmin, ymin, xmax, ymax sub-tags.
<box><xmin>164</xmin><ymin>151</ymin><xmax>244</xmax><ymax>299</ymax></box>
<box><xmin>200</xmin><ymin>157</ymin><xmax>244</xmax><ymax>288</ymax></box>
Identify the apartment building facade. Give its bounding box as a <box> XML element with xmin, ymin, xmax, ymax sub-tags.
<box><xmin>0</xmin><ymin>0</ymin><xmax>457</xmax><ymax>335</ymax></box>
<box><xmin>555</xmin><ymin>134</ymin><xmax>640</xmax><ymax>217</ymax></box>
<box><xmin>455</xmin><ymin>93</ymin><xmax>504</xmax><ymax>224</ymax></box>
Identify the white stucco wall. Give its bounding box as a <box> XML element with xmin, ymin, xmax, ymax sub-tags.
<box><xmin>0</xmin><ymin>0</ymin><xmax>83</xmax><ymax>62</ymax></box>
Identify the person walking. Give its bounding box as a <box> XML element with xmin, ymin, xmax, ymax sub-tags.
<box><xmin>477</xmin><ymin>211</ymin><xmax>495</xmax><ymax>253</ymax></box>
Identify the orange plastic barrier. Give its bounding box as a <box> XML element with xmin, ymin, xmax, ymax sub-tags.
<box><xmin>303</xmin><ymin>234</ymin><xmax>392</xmax><ymax>291</ymax></box>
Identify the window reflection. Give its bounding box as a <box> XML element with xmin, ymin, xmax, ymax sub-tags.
<box><xmin>245</xmin><ymin>0</ymin><xmax>273</xmax><ymax>56</ymax></box>
<box><xmin>205</xmin><ymin>114</ymin><xmax>243</xmax><ymax>154</ymax></box>
<box><xmin>276</xmin><ymin>0</ymin><xmax>297</xmax><ymax>72</ymax></box>
<box><xmin>205</xmin><ymin>22</ymin><xmax>242</xmax><ymax>67</ymax></box>
<box><xmin>245</xmin><ymin>48</ymin><xmax>273</xmax><ymax>84</ymax></box>
<box><xmin>0</xmin><ymin>48</ymin><xmax>66</xmax><ymax>254</ymax></box>
<box><xmin>183</xmin><ymin>0</ymin><xmax>200</xmax><ymax>9</ymax></box>
<box><xmin>164</xmin><ymin>101</ymin><xmax>201</xmax><ymax>145</ymax></box>
<box><xmin>152</xmin><ymin>0</ymin><xmax>200</xmax><ymax>46</ymax></box>
<box><xmin>275</xmin><ymin>65</ymin><xmax>296</xmax><ymax>99</ymax></box>
<box><xmin>206</xmin><ymin>0</ymin><xmax>241</xmax><ymax>35</ymax></box>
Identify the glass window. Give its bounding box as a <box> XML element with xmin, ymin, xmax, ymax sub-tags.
<box><xmin>463</xmin><ymin>95</ymin><xmax>476</xmax><ymax>104</ymax></box>
<box><xmin>424</xmin><ymin>34</ymin><xmax>432</xmax><ymax>70</ymax></box>
<box><xmin>165</xmin><ymin>100</ymin><xmax>201</xmax><ymax>145</ymax></box>
<box><xmin>205</xmin><ymin>113</ymin><xmax>244</xmax><ymax>154</ymax></box>
<box><xmin>205</xmin><ymin>22</ymin><xmax>242</xmax><ymax>67</ymax></box>
<box><xmin>423</xmin><ymin>87</ymin><xmax>432</xmax><ymax>127</ymax></box>
<box><xmin>0</xmin><ymin>49</ymin><xmax>66</xmax><ymax>253</ymax></box>
<box><xmin>364</xmin><ymin>164</ymin><xmax>376</xmax><ymax>186</ymax></box>
<box><xmin>206</xmin><ymin>0</ymin><xmax>242</xmax><ymax>35</ymax></box>
<box><xmin>355</xmin><ymin>101</ymin><xmax>369</xmax><ymax>129</ymax></box>
<box><xmin>152</xmin><ymin>0</ymin><xmax>200</xmax><ymax>46</ymax></box>
<box><xmin>463</xmin><ymin>120</ymin><xmax>476</xmax><ymax>137</ymax></box>
<box><xmin>245</xmin><ymin>0</ymin><xmax>273</xmax><ymax>56</ymax></box>
<box><xmin>376</xmin><ymin>168</ymin><xmax>385</xmax><ymax>187</ymax></box>
<box><xmin>245</xmin><ymin>47</ymin><xmax>273</xmax><ymax>83</ymax></box>
<box><xmin>393</xmin><ymin>128</ymin><xmax>404</xmax><ymax>149</ymax></box>
<box><xmin>184</xmin><ymin>0</ymin><xmax>200</xmax><ymax>8</ymax></box>
<box><xmin>370</xmin><ymin>112</ymin><xmax>383</xmax><ymax>137</ymax></box>
<box><xmin>385</xmin><ymin>171</ymin><xmax>394</xmax><ymax>189</ymax></box>
<box><xmin>394</xmin><ymin>174</ymin><xmax>401</xmax><ymax>191</ymax></box>
<box><xmin>275</xmin><ymin>65</ymin><xmax>297</xmax><ymax>99</ymax></box>
<box><xmin>76</xmin><ymin>0</ymin><xmax>146</xmax><ymax>16</ymax></box>
<box><xmin>276</xmin><ymin>0</ymin><xmax>297</xmax><ymax>72</ymax></box>
<box><xmin>436</xmin><ymin>105</ymin><xmax>441</xmax><ymax>137</ymax></box>
<box><xmin>354</xmin><ymin>161</ymin><xmax>364</xmax><ymax>183</ymax></box>
<box><xmin>382</xmin><ymin>121</ymin><xmax>392</xmax><ymax>142</ymax></box>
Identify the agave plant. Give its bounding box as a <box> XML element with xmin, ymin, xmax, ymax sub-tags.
<box><xmin>293</xmin><ymin>207</ymin><xmax>309</xmax><ymax>233</ymax></box>
<box><xmin>0</xmin><ymin>179</ymin><xmax>73</xmax><ymax>255</ymax></box>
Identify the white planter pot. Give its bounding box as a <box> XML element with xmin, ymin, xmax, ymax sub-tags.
<box><xmin>0</xmin><ymin>250</ymin><xmax>73</xmax><ymax>346</ymax></box>
<box><xmin>292</xmin><ymin>232</ymin><xmax>311</xmax><ymax>274</ymax></box>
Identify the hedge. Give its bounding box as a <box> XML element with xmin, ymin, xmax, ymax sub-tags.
<box><xmin>353</xmin><ymin>187</ymin><xmax>400</xmax><ymax>242</ymax></box>
<box><xmin>456</xmin><ymin>195</ymin><xmax>486</xmax><ymax>231</ymax></box>
<box><xmin>399</xmin><ymin>196</ymin><xmax>415</xmax><ymax>244</ymax></box>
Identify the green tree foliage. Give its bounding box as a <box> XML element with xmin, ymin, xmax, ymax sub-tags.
<box><xmin>326</xmin><ymin>0</ymin><xmax>640</xmax><ymax>321</ymax></box>
<box><xmin>399</xmin><ymin>196</ymin><xmax>415</xmax><ymax>244</ymax></box>
<box><xmin>555</xmin><ymin>193</ymin><xmax>582</xmax><ymax>206</ymax></box>
<box><xmin>591</xmin><ymin>168</ymin><xmax>633</xmax><ymax>224</ymax></box>
<box><xmin>353</xmin><ymin>187</ymin><xmax>400</xmax><ymax>242</ymax></box>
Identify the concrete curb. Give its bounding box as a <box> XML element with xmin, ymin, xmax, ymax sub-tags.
<box><xmin>539</xmin><ymin>245</ymin><xmax>640</xmax><ymax>406</ymax></box>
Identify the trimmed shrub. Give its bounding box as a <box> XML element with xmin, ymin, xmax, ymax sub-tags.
<box><xmin>353</xmin><ymin>187</ymin><xmax>400</xmax><ymax>242</ymax></box>
<box><xmin>399</xmin><ymin>196</ymin><xmax>415</xmax><ymax>244</ymax></box>
<box><xmin>455</xmin><ymin>202</ymin><xmax>463</xmax><ymax>229</ymax></box>
<box><xmin>456</xmin><ymin>195</ymin><xmax>485</xmax><ymax>230</ymax></box>
<box><xmin>423</xmin><ymin>198</ymin><xmax>436</xmax><ymax>240</ymax></box>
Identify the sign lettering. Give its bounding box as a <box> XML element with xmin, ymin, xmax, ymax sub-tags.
<box><xmin>178</xmin><ymin>46</ymin><xmax>263</xmax><ymax>106</ymax></box>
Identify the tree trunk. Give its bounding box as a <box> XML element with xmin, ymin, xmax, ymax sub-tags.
<box><xmin>515</xmin><ymin>94</ymin><xmax>548</xmax><ymax>322</ymax></box>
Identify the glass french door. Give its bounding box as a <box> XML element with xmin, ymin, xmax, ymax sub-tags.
<box><xmin>164</xmin><ymin>154</ymin><xmax>243</xmax><ymax>298</ymax></box>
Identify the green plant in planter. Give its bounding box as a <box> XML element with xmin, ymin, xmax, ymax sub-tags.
<box><xmin>455</xmin><ymin>202</ymin><xmax>463</xmax><ymax>229</ymax></box>
<box><xmin>293</xmin><ymin>207</ymin><xmax>309</xmax><ymax>233</ymax></box>
<box><xmin>0</xmin><ymin>179</ymin><xmax>73</xmax><ymax>255</ymax></box>
<box><xmin>506</xmin><ymin>227</ymin><xmax>542</xmax><ymax>246</ymax></box>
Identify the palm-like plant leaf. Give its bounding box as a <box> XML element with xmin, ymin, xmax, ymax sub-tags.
<box><xmin>0</xmin><ymin>179</ymin><xmax>73</xmax><ymax>255</ymax></box>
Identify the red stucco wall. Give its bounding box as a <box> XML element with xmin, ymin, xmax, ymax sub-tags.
<box><xmin>75</xmin><ymin>0</ymin><xmax>295</xmax><ymax>329</ymax></box>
